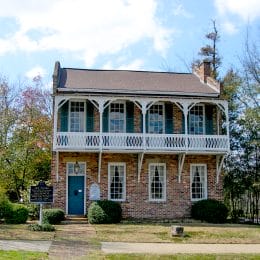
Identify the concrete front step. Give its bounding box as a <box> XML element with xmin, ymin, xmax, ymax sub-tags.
<box><xmin>61</xmin><ymin>215</ymin><xmax>88</xmax><ymax>224</ymax></box>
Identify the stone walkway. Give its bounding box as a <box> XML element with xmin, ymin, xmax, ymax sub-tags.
<box><xmin>0</xmin><ymin>240</ymin><xmax>51</xmax><ymax>252</ymax></box>
<box><xmin>102</xmin><ymin>242</ymin><xmax>260</xmax><ymax>255</ymax></box>
<box><xmin>48</xmin><ymin>224</ymin><xmax>99</xmax><ymax>259</ymax></box>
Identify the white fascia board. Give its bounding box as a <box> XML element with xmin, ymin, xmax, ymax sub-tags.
<box><xmin>57</xmin><ymin>88</ymin><xmax>219</xmax><ymax>98</ymax></box>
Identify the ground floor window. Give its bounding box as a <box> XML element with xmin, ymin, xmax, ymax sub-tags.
<box><xmin>149</xmin><ymin>163</ymin><xmax>166</xmax><ymax>201</ymax></box>
<box><xmin>108</xmin><ymin>163</ymin><xmax>126</xmax><ymax>201</ymax></box>
<box><xmin>190</xmin><ymin>164</ymin><xmax>207</xmax><ymax>201</ymax></box>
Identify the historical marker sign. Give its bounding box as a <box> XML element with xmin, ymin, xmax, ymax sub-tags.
<box><xmin>30</xmin><ymin>181</ymin><xmax>53</xmax><ymax>204</ymax></box>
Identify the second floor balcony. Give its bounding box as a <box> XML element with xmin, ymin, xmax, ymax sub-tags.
<box><xmin>53</xmin><ymin>96</ymin><xmax>230</xmax><ymax>154</ymax></box>
<box><xmin>55</xmin><ymin>132</ymin><xmax>229</xmax><ymax>153</ymax></box>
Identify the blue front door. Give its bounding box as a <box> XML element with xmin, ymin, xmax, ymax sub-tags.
<box><xmin>68</xmin><ymin>176</ymin><xmax>84</xmax><ymax>215</ymax></box>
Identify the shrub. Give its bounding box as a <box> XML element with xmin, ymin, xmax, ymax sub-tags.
<box><xmin>43</xmin><ymin>208</ymin><xmax>65</xmax><ymax>224</ymax></box>
<box><xmin>88</xmin><ymin>200</ymin><xmax>122</xmax><ymax>224</ymax></box>
<box><xmin>0</xmin><ymin>194</ymin><xmax>12</xmax><ymax>219</ymax></box>
<box><xmin>191</xmin><ymin>199</ymin><xmax>228</xmax><ymax>223</ymax></box>
<box><xmin>88</xmin><ymin>202</ymin><xmax>107</xmax><ymax>224</ymax></box>
<box><xmin>5</xmin><ymin>204</ymin><xmax>29</xmax><ymax>224</ymax></box>
<box><xmin>27</xmin><ymin>204</ymin><xmax>39</xmax><ymax>220</ymax></box>
<box><xmin>28</xmin><ymin>223</ymin><xmax>55</xmax><ymax>232</ymax></box>
<box><xmin>97</xmin><ymin>200</ymin><xmax>122</xmax><ymax>223</ymax></box>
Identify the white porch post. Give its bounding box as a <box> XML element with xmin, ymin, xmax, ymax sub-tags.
<box><xmin>53</xmin><ymin>96</ymin><xmax>58</xmax><ymax>151</ymax></box>
<box><xmin>224</xmin><ymin>102</ymin><xmax>230</xmax><ymax>151</ymax></box>
<box><xmin>182</xmin><ymin>102</ymin><xmax>189</xmax><ymax>150</ymax></box>
<box><xmin>141</xmin><ymin>101</ymin><xmax>148</xmax><ymax>150</ymax></box>
<box><xmin>97</xmin><ymin>99</ymin><xmax>105</xmax><ymax>183</ymax></box>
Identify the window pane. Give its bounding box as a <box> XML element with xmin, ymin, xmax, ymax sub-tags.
<box><xmin>109</xmin><ymin>164</ymin><xmax>125</xmax><ymax>200</ymax></box>
<box><xmin>189</xmin><ymin>105</ymin><xmax>204</xmax><ymax>135</ymax></box>
<box><xmin>149</xmin><ymin>164</ymin><xmax>165</xmax><ymax>200</ymax></box>
<box><xmin>109</xmin><ymin>103</ymin><xmax>125</xmax><ymax>133</ymax></box>
<box><xmin>191</xmin><ymin>165</ymin><xmax>206</xmax><ymax>200</ymax></box>
<box><xmin>67</xmin><ymin>162</ymin><xmax>85</xmax><ymax>175</ymax></box>
<box><xmin>148</xmin><ymin>104</ymin><xmax>164</xmax><ymax>134</ymax></box>
<box><xmin>70</xmin><ymin>102</ymin><xmax>85</xmax><ymax>132</ymax></box>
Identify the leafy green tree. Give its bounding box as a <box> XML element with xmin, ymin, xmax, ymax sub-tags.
<box><xmin>0</xmin><ymin>77</ymin><xmax>52</xmax><ymax>201</ymax></box>
<box><xmin>223</xmin><ymin>32</ymin><xmax>259</xmax><ymax>223</ymax></box>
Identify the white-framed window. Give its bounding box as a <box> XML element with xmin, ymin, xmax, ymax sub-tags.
<box><xmin>109</xmin><ymin>101</ymin><xmax>126</xmax><ymax>133</ymax></box>
<box><xmin>190</xmin><ymin>164</ymin><xmax>207</xmax><ymax>201</ymax></box>
<box><xmin>188</xmin><ymin>104</ymin><xmax>205</xmax><ymax>135</ymax></box>
<box><xmin>67</xmin><ymin>162</ymin><xmax>86</xmax><ymax>175</ymax></box>
<box><xmin>108</xmin><ymin>163</ymin><xmax>126</xmax><ymax>201</ymax></box>
<box><xmin>148</xmin><ymin>103</ymin><xmax>165</xmax><ymax>134</ymax></box>
<box><xmin>149</xmin><ymin>163</ymin><xmax>166</xmax><ymax>201</ymax></box>
<box><xmin>69</xmin><ymin>101</ymin><xmax>85</xmax><ymax>132</ymax></box>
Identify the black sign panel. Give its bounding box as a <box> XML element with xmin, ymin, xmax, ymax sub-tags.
<box><xmin>30</xmin><ymin>181</ymin><xmax>53</xmax><ymax>203</ymax></box>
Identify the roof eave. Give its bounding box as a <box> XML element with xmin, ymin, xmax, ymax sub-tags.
<box><xmin>56</xmin><ymin>88</ymin><xmax>219</xmax><ymax>98</ymax></box>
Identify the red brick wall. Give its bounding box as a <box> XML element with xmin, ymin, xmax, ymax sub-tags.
<box><xmin>51</xmin><ymin>152</ymin><xmax>223</xmax><ymax>219</ymax></box>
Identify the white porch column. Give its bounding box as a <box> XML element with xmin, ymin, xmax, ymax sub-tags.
<box><xmin>224</xmin><ymin>102</ymin><xmax>230</xmax><ymax>151</ymax></box>
<box><xmin>53</xmin><ymin>96</ymin><xmax>59</xmax><ymax>151</ymax></box>
<box><xmin>97</xmin><ymin>99</ymin><xmax>105</xmax><ymax>183</ymax></box>
<box><xmin>141</xmin><ymin>101</ymin><xmax>147</xmax><ymax>150</ymax></box>
<box><xmin>182</xmin><ymin>102</ymin><xmax>189</xmax><ymax>150</ymax></box>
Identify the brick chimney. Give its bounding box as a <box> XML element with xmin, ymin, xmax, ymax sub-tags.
<box><xmin>53</xmin><ymin>61</ymin><xmax>60</xmax><ymax>94</ymax></box>
<box><xmin>193</xmin><ymin>61</ymin><xmax>220</xmax><ymax>93</ymax></box>
<box><xmin>194</xmin><ymin>61</ymin><xmax>211</xmax><ymax>83</ymax></box>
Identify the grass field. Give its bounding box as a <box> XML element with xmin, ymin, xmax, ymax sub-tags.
<box><xmin>0</xmin><ymin>250</ymin><xmax>47</xmax><ymax>260</ymax></box>
<box><xmin>0</xmin><ymin>222</ymin><xmax>260</xmax><ymax>259</ymax></box>
<box><xmin>94</xmin><ymin>223</ymin><xmax>260</xmax><ymax>244</ymax></box>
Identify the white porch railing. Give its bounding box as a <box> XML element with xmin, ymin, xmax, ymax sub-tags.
<box><xmin>54</xmin><ymin>132</ymin><xmax>229</xmax><ymax>152</ymax></box>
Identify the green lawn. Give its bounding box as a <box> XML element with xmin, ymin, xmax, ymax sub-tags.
<box><xmin>0</xmin><ymin>250</ymin><xmax>47</xmax><ymax>260</ymax></box>
<box><xmin>0</xmin><ymin>222</ymin><xmax>260</xmax><ymax>259</ymax></box>
<box><xmin>94</xmin><ymin>223</ymin><xmax>260</xmax><ymax>244</ymax></box>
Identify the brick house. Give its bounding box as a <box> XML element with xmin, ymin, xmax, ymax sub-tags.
<box><xmin>51</xmin><ymin>61</ymin><xmax>230</xmax><ymax>219</ymax></box>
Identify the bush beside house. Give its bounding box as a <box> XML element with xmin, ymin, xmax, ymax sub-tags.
<box><xmin>191</xmin><ymin>199</ymin><xmax>228</xmax><ymax>223</ymax></box>
<box><xmin>43</xmin><ymin>208</ymin><xmax>65</xmax><ymax>224</ymax></box>
<box><xmin>88</xmin><ymin>200</ymin><xmax>122</xmax><ymax>224</ymax></box>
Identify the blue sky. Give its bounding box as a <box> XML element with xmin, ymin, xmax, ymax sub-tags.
<box><xmin>0</xmin><ymin>0</ymin><xmax>259</xmax><ymax>87</ymax></box>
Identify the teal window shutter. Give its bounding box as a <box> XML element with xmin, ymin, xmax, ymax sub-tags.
<box><xmin>86</xmin><ymin>101</ymin><xmax>94</xmax><ymax>132</ymax></box>
<box><xmin>182</xmin><ymin>113</ymin><xmax>185</xmax><ymax>134</ymax></box>
<box><xmin>60</xmin><ymin>101</ymin><xmax>68</xmax><ymax>132</ymax></box>
<box><xmin>103</xmin><ymin>106</ymin><xmax>109</xmax><ymax>132</ymax></box>
<box><xmin>126</xmin><ymin>102</ymin><xmax>134</xmax><ymax>133</ymax></box>
<box><xmin>205</xmin><ymin>105</ymin><xmax>213</xmax><ymax>135</ymax></box>
<box><xmin>165</xmin><ymin>103</ymin><xmax>173</xmax><ymax>134</ymax></box>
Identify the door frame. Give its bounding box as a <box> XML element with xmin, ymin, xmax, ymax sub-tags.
<box><xmin>66</xmin><ymin>162</ymin><xmax>86</xmax><ymax>215</ymax></box>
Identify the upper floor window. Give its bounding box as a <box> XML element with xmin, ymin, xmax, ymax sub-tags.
<box><xmin>189</xmin><ymin>104</ymin><xmax>205</xmax><ymax>135</ymax></box>
<box><xmin>149</xmin><ymin>163</ymin><xmax>166</xmax><ymax>201</ymax></box>
<box><xmin>148</xmin><ymin>103</ymin><xmax>165</xmax><ymax>134</ymax></box>
<box><xmin>108</xmin><ymin>163</ymin><xmax>126</xmax><ymax>201</ymax></box>
<box><xmin>190</xmin><ymin>164</ymin><xmax>207</xmax><ymax>201</ymax></box>
<box><xmin>70</xmin><ymin>101</ymin><xmax>85</xmax><ymax>132</ymax></box>
<box><xmin>109</xmin><ymin>102</ymin><xmax>125</xmax><ymax>133</ymax></box>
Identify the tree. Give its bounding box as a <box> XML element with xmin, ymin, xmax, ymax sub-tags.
<box><xmin>198</xmin><ymin>20</ymin><xmax>221</xmax><ymax>79</ymax></box>
<box><xmin>0</xmin><ymin>77</ymin><xmax>52</xmax><ymax>201</ymax></box>
<box><xmin>223</xmin><ymin>31</ymin><xmax>260</xmax><ymax>223</ymax></box>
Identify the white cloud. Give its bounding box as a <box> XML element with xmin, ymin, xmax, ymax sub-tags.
<box><xmin>117</xmin><ymin>59</ymin><xmax>144</xmax><ymax>70</ymax></box>
<box><xmin>222</xmin><ymin>21</ymin><xmax>238</xmax><ymax>35</ymax></box>
<box><xmin>25</xmin><ymin>66</ymin><xmax>46</xmax><ymax>80</ymax></box>
<box><xmin>102</xmin><ymin>59</ymin><xmax>144</xmax><ymax>70</ymax></box>
<box><xmin>172</xmin><ymin>4</ymin><xmax>192</xmax><ymax>18</ymax></box>
<box><xmin>215</xmin><ymin>0</ymin><xmax>260</xmax><ymax>22</ymax></box>
<box><xmin>0</xmin><ymin>0</ymin><xmax>173</xmax><ymax>66</ymax></box>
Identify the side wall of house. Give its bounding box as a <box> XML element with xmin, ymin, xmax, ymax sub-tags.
<box><xmin>51</xmin><ymin>152</ymin><xmax>223</xmax><ymax>219</ymax></box>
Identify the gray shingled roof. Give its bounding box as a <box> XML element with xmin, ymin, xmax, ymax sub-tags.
<box><xmin>57</xmin><ymin>67</ymin><xmax>219</xmax><ymax>97</ymax></box>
